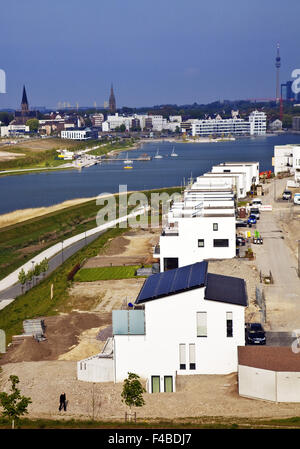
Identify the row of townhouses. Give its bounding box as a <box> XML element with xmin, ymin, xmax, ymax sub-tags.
<box><xmin>78</xmin><ymin>161</ymin><xmax>261</xmax><ymax>394</ymax></box>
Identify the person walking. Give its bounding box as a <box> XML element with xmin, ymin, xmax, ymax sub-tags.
<box><xmin>59</xmin><ymin>392</ymin><xmax>67</xmax><ymax>412</ymax></box>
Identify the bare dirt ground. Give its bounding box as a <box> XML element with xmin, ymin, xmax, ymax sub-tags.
<box><xmin>84</xmin><ymin>228</ymin><xmax>160</xmax><ymax>267</ymax></box>
<box><xmin>1</xmin><ymin>362</ymin><xmax>300</xmax><ymax>421</ymax></box>
<box><xmin>0</xmin><ymin>150</ymin><xmax>25</xmax><ymax>161</ymax></box>
<box><xmin>208</xmin><ymin>259</ymin><xmax>261</xmax><ymax>322</ymax></box>
<box><xmin>0</xmin><ymin>312</ymin><xmax>109</xmax><ymax>364</ymax></box>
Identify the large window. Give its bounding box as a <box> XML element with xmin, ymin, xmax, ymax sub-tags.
<box><xmin>179</xmin><ymin>344</ymin><xmax>186</xmax><ymax>370</ymax></box>
<box><xmin>151</xmin><ymin>376</ymin><xmax>160</xmax><ymax>393</ymax></box>
<box><xmin>226</xmin><ymin>312</ymin><xmax>233</xmax><ymax>337</ymax></box>
<box><xmin>197</xmin><ymin>312</ymin><xmax>207</xmax><ymax>337</ymax></box>
<box><xmin>198</xmin><ymin>239</ymin><xmax>204</xmax><ymax>247</ymax></box>
<box><xmin>164</xmin><ymin>376</ymin><xmax>173</xmax><ymax>393</ymax></box>
<box><xmin>213</xmin><ymin>239</ymin><xmax>229</xmax><ymax>247</ymax></box>
<box><xmin>189</xmin><ymin>344</ymin><xmax>196</xmax><ymax>370</ymax></box>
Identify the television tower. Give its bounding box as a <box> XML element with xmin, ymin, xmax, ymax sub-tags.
<box><xmin>275</xmin><ymin>43</ymin><xmax>281</xmax><ymax>103</ymax></box>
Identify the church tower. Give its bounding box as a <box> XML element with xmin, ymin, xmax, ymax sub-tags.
<box><xmin>21</xmin><ymin>85</ymin><xmax>29</xmax><ymax>113</ymax></box>
<box><xmin>109</xmin><ymin>84</ymin><xmax>116</xmax><ymax>113</ymax></box>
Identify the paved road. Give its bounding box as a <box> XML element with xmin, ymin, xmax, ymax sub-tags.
<box><xmin>254</xmin><ymin>177</ymin><xmax>300</xmax><ymax>331</ymax></box>
<box><xmin>0</xmin><ymin>230</ymin><xmax>104</xmax><ymax>304</ymax></box>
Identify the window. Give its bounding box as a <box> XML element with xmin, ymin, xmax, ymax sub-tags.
<box><xmin>189</xmin><ymin>344</ymin><xmax>196</xmax><ymax>370</ymax></box>
<box><xmin>213</xmin><ymin>223</ymin><xmax>218</xmax><ymax>231</ymax></box>
<box><xmin>151</xmin><ymin>376</ymin><xmax>160</xmax><ymax>393</ymax></box>
<box><xmin>198</xmin><ymin>239</ymin><xmax>204</xmax><ymax>247</ymax></box>
<box><xmin>226</xmin><ymin>312</ymin><xmax>233</xmax><ymax>337</ymax></box>
<box><xmin>213</xmin><ymin>239</ymin><xmax>229</xmax><ymax>247</ymax></box>
<box><xmin>164</xmin><ymin>376</ymin><xmax>173</xmax><ymax>393</ymax></box>
<box><xmin>197</xmin><ymin>312</ymin><xmax>207</xmax><ymax>337</ymax></box>
<box><xmin>163</xmin><ymin>257</ymin><xmax>178</xmax><ymax>271</ymax></box>
<box><xmin>179</xmin><ymin>344</ymin><xmax>186</xmax><ymax>369</ymax></box>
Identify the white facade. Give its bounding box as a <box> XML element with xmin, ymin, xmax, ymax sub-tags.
<box><xmin>113</xmin><ymin>279</ymin><xmax>246</xmax><ymax>390</ymax></box>
<box><xmin>190</xmin><ymin>110</ymin><xmax>266</xmax><ymax>137</ymax></box>
<box><xmin>273</xmin><ymin>144</ymin><xmax>300</xmax><ymax>182</ymax></box>
<box><xmin>61</xmin><ymin>129</ymin><xmax>92</xmax><ymax>140</ymax></box>
<box><xmin>0</xmin><ymin>124</ymin><xmax>30</xmax><ymax>136</ymax></box>
<box><xmin>249</xmin><ymin>110</ymin><xmax>267</xmax><ymax>135</ymax></box>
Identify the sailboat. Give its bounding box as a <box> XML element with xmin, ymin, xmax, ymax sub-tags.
<box><xmin>123</xmin><ymin>152</ymin><xmax>133</xmax><ymax>164</ymax></box>
<box><xmin>154</xmin><ymin>148</ymin><xmax>163</xmax><ymax>159</ymax></box>
<box><xmin>170</xmin><ymin>146</ymin><xmax>178</xmax><ymax>157</ymax></box>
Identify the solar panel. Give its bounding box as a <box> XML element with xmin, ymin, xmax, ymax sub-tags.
<box><xmin>136</xmin><ymin>261</ymin><xmax>208</xmax><ymax>304</ymax></box>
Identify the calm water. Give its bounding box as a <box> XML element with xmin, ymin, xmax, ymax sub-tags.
<box><xmin>0</xmin><ymin>134</ymin><xmax>299</xmax><ymax>214</ymax></box>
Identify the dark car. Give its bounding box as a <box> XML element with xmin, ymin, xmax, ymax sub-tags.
<box><xmin>282</xmin><ymin>190</ymin><xmax>292</xmax><ymax>200</ymax></box>
<box><xmin>236</xmin><ymin>236</ymin><xmax>246</xmax><ymax>246</ymax></box>
<box><xmin>245</xmin><ymin>323</ymin><xmax>266</xmax><ymax>345</ymax></box>
<box><xmin>236</xmin><ymin>219</ymin><xmax>248</xmax><ymax>228</ymax></box>
<box><xmin>249</xmin><ymin>208</ymin><xmax>260</xmax><ymax>220</ymax></box>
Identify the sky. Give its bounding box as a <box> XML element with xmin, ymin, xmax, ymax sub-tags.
<box><xmin>0</xmin><ymin>0</ymin><xmax>300</xmax><ymax>109</ymax></box>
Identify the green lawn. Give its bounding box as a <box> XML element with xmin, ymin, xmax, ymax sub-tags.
<box><xmin>74</xmin><ymin>265</ymin><xmax>148</xmax><ymax>281</ymax></box>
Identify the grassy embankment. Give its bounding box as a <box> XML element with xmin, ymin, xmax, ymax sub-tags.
<box><xmin>0</xmin><ymin>186</ymin><xmax>181</xmax><ymax>342</ymax></box>
<box><xmin>0</xmin><ymin>415</ymin><xmax>300</xmax><ymax>429</ymax></box>
<box><xmin>0</xmin><ymin>138</ymin><xmax>97</xmax><ymax>172</ymax></box>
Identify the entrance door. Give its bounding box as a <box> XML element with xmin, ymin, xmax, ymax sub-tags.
<box><xmin>164</xmin><ymin>376</ymin><xmax>173</xmax><ymax>393</ymax></box>
<box><xmin>151</xmin><ymin>376</ymin><xmax>160</xmax><ymax>393</ymax></box>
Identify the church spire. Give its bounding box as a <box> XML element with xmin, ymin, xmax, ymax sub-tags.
<box><xmin>21</xmin><ymin>85</ymin><xmax>29</xmax><ymax>112</ymax></box>
<box><xmin>109</xmin><ymin>83</ymin><xmax>116</xmax><ymax>113</ymax></box>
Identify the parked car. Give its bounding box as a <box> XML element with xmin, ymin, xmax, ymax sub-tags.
<box><xmin>294</xmin><ymin>193</ymin><xmax>300</xmax><ymax>205</ymax></box>
<box><xmin>250</xmin><ymin>199</ymin><xmax>262</xmax><ymax>208</ymax></box>
<box><xmin>245</xmin><ymin>323</ymin><xmax>266</xmax><ymax>345</ymax></box>
<box><xmin>235</xmin><ymin>219</ymin><xmax>248</xmax><ymax>227</ymax></box>
<box><xmin>247</xmin><ymin>215</ymin><xmax>257</xmax><ymax>225</ymax></box>
<box><xmin>236</xmin><ymin>236</ymin><xmax>246</xmax><ymax>246</ymax></box>
<box><xmin>249</xmin><ymin>207</ymin><xmax>260</xmax><ymax>220</ymax></box>
<box><xmin>282</xmin><ymin>190</ymin><xmax>292</xmax><ymax>200</ymax></box>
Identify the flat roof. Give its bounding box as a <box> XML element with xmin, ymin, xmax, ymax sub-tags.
<box><xmin>238</xmin><ymin>346</ymin><xmax>300</xmax><ymax>372</ymax></box>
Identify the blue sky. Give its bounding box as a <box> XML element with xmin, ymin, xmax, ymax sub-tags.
<box><xmin>0</xmin><ymin>0</ymin><xmax>299</xmax><ymax>109</ymax></box>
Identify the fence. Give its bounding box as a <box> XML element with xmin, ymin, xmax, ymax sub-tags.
<box><xmin>256</xmin><ymin>286</ymin><xmax>266</xmax><ymax>324</ymax></box>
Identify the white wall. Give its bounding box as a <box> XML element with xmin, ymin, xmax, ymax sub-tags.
<box><xmin>238</xmin><ymin>365</ymin><xmax>276</xmax><ymax>401</ymax></box>
<box><xmin>77</xmin><ymin>357</ymin><xmax>114</xmax><ymax>382</ymax></box>
<box><xmin>114</xmin><ymin>288</ymin><xmax>245</xmax><ymax>384</ymax></box>
<box><xmin>277</xmin><ymin>372</ymin><xmax>300</xmax><ymax>402</ymax></box>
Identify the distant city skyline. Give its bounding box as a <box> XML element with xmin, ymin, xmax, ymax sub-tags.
<box><xmin>0</xmin><ymin>0</ymin><xmax>300</xmax><ymax>109</ymax></box>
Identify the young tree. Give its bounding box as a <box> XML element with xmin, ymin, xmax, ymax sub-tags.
<box><xmin>26</xmin><ymin>118</ymin><xmax>39</xmax><ymax>132</ymax></box>
<box><xmin>0</xmin><ymin>375</ymin><xmax>32</xmax><ymax>429</ymax></box>
<box><xmin>40</xmin><ymin>258</ymin><xmax>49</xmax><ymax>278</ymax></box>
<box><xmin>121</xmin><ymin>372</ymin><xmax>146</xmax><ymax>418</ymax></box>
<box><xmin>18</xmin><ymin>269</ymin><xmax>27</xmax><ymax>293</ymax></box>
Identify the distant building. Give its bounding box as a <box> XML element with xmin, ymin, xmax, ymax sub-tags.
<box><xmin>91</xmin><ymin>113</ymin><xmax>104</xmax><ymax>127</ymax></box>
<box><xmin>109</xmin><ymin>84</ymin><xmax>116</xmax><ymax>113</ymax></box>
<box><xmin>12</xmin><ymin>85</ymin><xmax>38</xmax><ymax>125</ymax></box>
<box><xmin>0</xmin><ymin>124</ymin><xmax>30</xmax><ymax>137</ymax></box>
<box><xmin>269</xmin><ymin>119</ymin><xmax>282</xmax><ymax>132</ymax></box>
<box><xmin>273</xmin><ymin>144</ymin><xmax>300</xmax><ymax>183</ymax></box>
<box><xmin>61</xmin><ymin>128</ymin><xmax>98</xmax><ymax>140</ymax></box>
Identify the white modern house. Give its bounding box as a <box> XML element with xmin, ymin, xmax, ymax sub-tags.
<box><xmin>210</xmin><ymin>162</ymin><xmax>259</xmax><ymax>197</ymax></box>
<box><xmin>78</xmin><ymin>262</ymin><xmax>247</xmax><ymax>392</ymax></box>
<box><xmin>157</xmin><ymin>188</ymin><xmax>236</xmax><ymax>272</ymax></box>
<box><xmin>273</xmin><ymin>144</ymin><xmax>300</xmax><ymax>182</ymax></box>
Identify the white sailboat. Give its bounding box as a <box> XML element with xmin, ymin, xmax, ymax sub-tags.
<box><xmin>123</xmin><ymin>152</ymin><xmax>133</xmax><ymax>164</ymax></box>
<box><xmin>154</xmin><ymin>148</ymin><xmax>163</xmax><ymax>159</ymax></box>
<box><xmin>170</xmin><ymin>146</ymin><xmax>178</xmax><ymax>157</ymax></box>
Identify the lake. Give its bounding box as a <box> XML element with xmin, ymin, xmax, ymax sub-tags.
<box><xmin>0</xmin><ymin>133</ymin><xmax>299</xmax><ymax>214</ymax></box>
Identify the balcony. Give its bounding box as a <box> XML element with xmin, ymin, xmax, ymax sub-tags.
<box><xmin>112</xmin><ymin>310</ymin><xmax>145</xmax><ymax>335</ymax></box>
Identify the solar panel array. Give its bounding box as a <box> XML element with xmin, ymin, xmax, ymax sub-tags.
<box><xmin>136</xmin><ymin>262</ymin><xmax>208</xmax><ymax>304</ymax></box>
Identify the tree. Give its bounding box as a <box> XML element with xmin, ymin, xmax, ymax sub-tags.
<box><xmin>119</xmin><ymin>124</ymin><xmax>126</xmax><ymax>132</ymax></box>
<box><xmin>0</xmin><ymin>375</ymin><xmax>32</xmax><ymax>429</ymax></box>
<box><xmin>121</xmin><ymin>372</ymin><xmax>146</xmax><ymax>417</ymax></box>
<box><xmin>26</xmin><ymin>118</ymin><xmax>39</xmax><ymax>132</ymax></box>
<box><xmin>40</xmin><ymin>258</ymin><xmax>49</xmax><ymax>278</ymax></box>
<box><xmin>18</xmin><ymin>269</ymin><xmax>27</xmax><ymax>293</ymax></box>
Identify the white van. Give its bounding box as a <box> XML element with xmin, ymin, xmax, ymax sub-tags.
<box><xmin>250</xmin><ymin>199</ymin><xmax>262</xmax><ymax>208</ymax></box>
<box><xmin>294</xmin><ymin>193</ymin><xmax>300</xmax><ymax>205</ymax></box>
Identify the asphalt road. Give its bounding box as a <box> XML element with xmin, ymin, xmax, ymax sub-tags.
<box><xmin>0</xmin><ymin>230</ymin><xmax>104</xmax><ymax>302</ymax></box>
